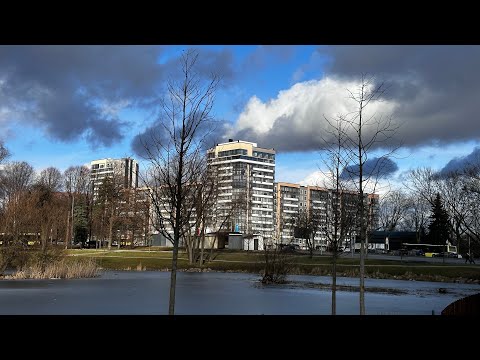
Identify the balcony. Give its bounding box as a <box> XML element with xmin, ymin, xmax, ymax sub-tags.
<box><xmin>252</xmin><ymin>207</ymin><xmax>273</xmax><ymax>212</ymax></box>
<box><xmin>252</xmin><ymin>167</ymin><xmax>274</xmax><ymax>173</ymax></box>
<box><xmin>252</xmin><ymin>188</ymin><xmax>273</xmax><ymax>193</ymax></box>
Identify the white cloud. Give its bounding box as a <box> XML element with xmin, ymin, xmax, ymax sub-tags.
<box><xmin>299</xmin><ymin>169</ymin><xmax>404</xmax><ymax>198</ymax></box>
<box><xmin>231</xmin><ymin>77</ymin><xmax>399</xmax><ymax>152</ymax></box>
<box><xmin>298</xmin><ymin>170</ymin><xmax>332</xmax><ymax>187</ymax></box>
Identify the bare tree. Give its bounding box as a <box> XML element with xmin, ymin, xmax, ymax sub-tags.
<box><xmin>290</xmin><ymin>207</ymin><xmax>320</xmax><ymax>259</ymax></box>
<box><xmin>406</xmin><ymin>168</ymin><xmax>438</xmax><ymax>206</ymax></box>
<box><xmin>378</xmin><ymin>190</ymin><xmax>410</xmax><ymax>232</ymax></box>
<box><xmin>118</xmin><ymin>187</ymin><xmax>152</xmax><ymax>248</ymax></box>
<box><xmin>0</xmin><ymin>141</ymin><xmax>9</xmax><ymax>164</ymax></box>
<box><xmin>261</xmin><ymin>234</ymin><xmax>292</xmax><ymax>284</ymax></box>
<box><xmin>0</xmin><ymin>161</ymin><xmax>35</xmax><ymax>243</ymax></box>
<box><xmin>407</xmin><ymin>167</ymin><xmax>475</xmax><ymax>251</ymax></box>
<box><xmin>402</xmin><ymin>194</ymin><xmax>429</xmax><ymax>242</ymax></box>
<box><xmin>319</xmin><ymin>115</ymin><xmax>356</xmax><ymax>315</ymax></box>
<box><xmin>436</xmin><ymin>173</ymin><xmax>471</xmax><ymax>253</ymax></box>
<box><xmin>32</xmin><ymin>167</ymin><xmax>64</xmax><ymax>253</ymax></box>
<box><xmin>182</xmin><ymin>181</ymin><xmax>207</xmax><ymax>265</ymax></box>
<box><xmin>341</xmin><ymin>75</ymin><xmax>400</xmax><ymax>315</ymax></box>
<box><xmin>39</xmin><ymin>167</ymin><xmax>63</xmax><ymax>191</ymax></box>
<box><xmin>141</xmin><ymin>49</ymin><xmax>219</xmax><ymax>315</ymax></box>
<box><xmin>461</xmin><ymin>165</ymin><xmax>480</xmax><ymax>247</ymax></box>
<box><xmin>63</xmin><ymin>166</ymin><xmax>90</xmax><ymax>249</ymax></box>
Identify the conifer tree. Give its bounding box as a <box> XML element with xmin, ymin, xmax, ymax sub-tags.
<box><xmin>427</xmin><ymin>193</ymin><xmax>451</xmax><ymax>245</ymax></box>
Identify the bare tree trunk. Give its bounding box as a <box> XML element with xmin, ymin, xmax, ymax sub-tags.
<box><xmin>365</xmin><ymin>231</ymin><xmax>369</xmax><ymax>259</ymax></box>
<box><xmin>108</xmin><ymin>205</ymin><xmax>113</xmax><ymax>250</ymax></box>
<box><xmin>41</xmin><ymin>223</ymin><xmax>48</xmax><ymax>253</ymax></box>
<box><xmin>139</xmin><ymin>50</ymin><xmax>219</xmax><ymax>315</ymax></box>
<box><xmin>360</xmin><ymin>238</ymin><xmax>365</xmax><ymax>314</ymax></box>
<box><xmin>65</xmin><ymin>208</ymin><xmax>70</xmax><ymax>248</ymax></box>
<box><xmin>70</xmin><ymin>195</ymin><xmax>75</xmax><ymax>249</ymax></box>
<box><xmin>209</xmin><ymin>234</ymin><xmax>217</xmax><ymax>260</ymax></box>
<box><xmin>169</xmin><ymin>237</ymin><xmax>179</xmax><ymax>315</ymax></box>
<box><xmin>200</xmin><ymin>230</ymin><xmax>205</xmax><ymax>267</ymax></box>
<box><xmin>332</xmin><ymin>251</ymin><xmax>337</xmax><ymax>315</ymax></box>
<box><xmin>359</xmin><ymin>116</ymin><xmax>366</xmax><ymax>316</ymax></box>
<box><xmin>188</xmin><ymin>234</ymin><xmax>194</xmax><ymax>265</ymax></box>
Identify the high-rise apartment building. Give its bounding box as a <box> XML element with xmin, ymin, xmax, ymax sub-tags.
<box><xmin>207</xmin><ymin>139</ymin><xmax>276</xmax><ymax>242</ymax></box>
<box><xmin>90</xmin><ymin>157</ymin><xmax>139</xmax><ymax>198</ymax></box>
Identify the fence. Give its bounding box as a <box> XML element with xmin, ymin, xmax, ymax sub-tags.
<box><xmin>441</xmin><ymin>293</ymin><xmax>480</xmax><ymax>315</ymax></box>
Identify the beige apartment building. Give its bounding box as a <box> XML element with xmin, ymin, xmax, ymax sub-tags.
<box><xmin>207</xmin><ymin>139</ymin><xmax>276</xmax><ymax>246</ymax></box>
<box><xmin>275</xmin><ymin>182</ymin><xmax>379</xmax><ymax>251</ymax></box>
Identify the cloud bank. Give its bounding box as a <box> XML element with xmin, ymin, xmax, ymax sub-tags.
<box><xmin>0</xmin><ymin>46</ymin><xmax>235</xmax><ymax>148</ymax></box>
<box><xmin>439</xmin><ymin>147</ymin><xmax>480</xmax><ymax>175</ymax></box>
<box><xmin>227</xmin><ymin>45</ymin><xmax>480</xmax><ymax>153</ymax></box>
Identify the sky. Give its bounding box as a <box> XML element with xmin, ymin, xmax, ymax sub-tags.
<box><xmin>1</xmin><ymin>45</ymin><xmax>479</xmax><ymax>193</ymax></box>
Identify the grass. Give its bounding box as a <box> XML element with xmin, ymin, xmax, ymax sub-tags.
<box><xmin>7</xmin><ymin>257</ymin><xmax>99</xmax><ymax>279</ymax></box>
<box><xmin>64</xmin><ymin>249</ymin><xmax>480</xmax><ymax>282</ymax></box>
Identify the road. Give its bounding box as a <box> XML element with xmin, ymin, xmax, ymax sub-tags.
<box><xmin>336</xmin><ymin>252</ymin><xmax>479</xmax><ymax>265</ymax></box>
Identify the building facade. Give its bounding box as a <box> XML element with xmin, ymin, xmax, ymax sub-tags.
<box><xmin>207</xmin><ymin>140</ymin><xmax>276</xmax><ymax>243</ymax></box>
<box><xmin>274</xmin><ymin>182</ymin><xmax>379</xmax><ymax>251</ymax></box>
<box><xmin>90</xmin><ymin>157</ymin><xmax>139</xmax><ymax>198</ymax></box>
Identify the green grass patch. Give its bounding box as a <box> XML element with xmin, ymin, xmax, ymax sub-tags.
<box><xmin>67</xmin><ymin>248</ymin><xmax>480</xmax><ymax>281</ymax></box>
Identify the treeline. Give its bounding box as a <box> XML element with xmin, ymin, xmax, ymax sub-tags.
<box><xmin>0</xmin><ymin>144</ymin><xmax>150</xmax><ymax>252</ymax></box>
<box><xmin>379</xmin><ymin>165</ymin><xmax>480</xmax><ymax>255</ymax></box>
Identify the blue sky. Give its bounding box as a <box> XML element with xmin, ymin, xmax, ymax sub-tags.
<box><xmin>1</xmin><ymin>45</ymin><xmax>479</xmax><ymax>189</ymax></box>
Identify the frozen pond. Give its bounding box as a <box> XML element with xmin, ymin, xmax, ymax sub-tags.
<box><xmin>0</xmin><ymin>271</ymin><xmax>478</xmax><ymax>315</ymax></box>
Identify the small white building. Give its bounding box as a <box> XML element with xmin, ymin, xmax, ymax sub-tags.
<box><xmin>228</xmin><ymin>233</ymin><xmax>265</xmax><ymax>251</ymax></box>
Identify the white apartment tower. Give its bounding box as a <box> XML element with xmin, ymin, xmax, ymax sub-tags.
<box><xmin>90</xmin><ymin>157</ymin><xmax>139</xmax><ymax>198</ymax></box>
<box><xmin>207</xmin><ymin>140</ymin><xmax>276</xmax><ymax>242</ymax></box>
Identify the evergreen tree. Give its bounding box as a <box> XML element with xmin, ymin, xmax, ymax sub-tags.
<box><xmin>427</xmin><ymin>193</ymin><xmax>451</xmax><ymax>245</ymax></box>
<box><xmin>73</xmin><ymin>202</ymin><xmax>89</xmax><ymax>246</ymax></box>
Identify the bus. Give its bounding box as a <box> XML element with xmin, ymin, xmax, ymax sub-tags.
<box><xmin>401</xmin><ymin>243</ymin><xmax>458</xmax><ymax>257</ymax></box>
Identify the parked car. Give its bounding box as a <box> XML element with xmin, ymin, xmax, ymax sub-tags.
<box><xmin>85</xmin><ymin>240</ymin><xmax>98</xmax><ymax>249</ymax></box>
<box><xmin>447</xmin><ymin>252</ymin><xmax>461</xmax><ymax>258</ymax></box>
<box><xmin>279</xmin><ymin>244</ymin><xmax>297</xmax><ymax>253</ymax></box>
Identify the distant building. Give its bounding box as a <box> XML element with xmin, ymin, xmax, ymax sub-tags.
<box><xmin>90</xmin><ymin>157</ymin><xmax>139</xmax><ymax>198</ymax></box>
<box><xmin>274</xmin><ymin>182</ymin><xmax>378</xmax><ymax>251</ymax></box>
<box><xmin>364</xmin><ymin>231</ymin><xmax>420</xmax><ymax>251</ymax></box>
<box><xmin>116</xmin><ymin>186</ymin><xmax>155</xmax><ymax>247</ymax></box>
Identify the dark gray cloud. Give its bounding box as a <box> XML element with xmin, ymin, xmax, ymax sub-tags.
<box><xmin>340</xmin><ymin>157</ymin><xmax>399</xmax><ymax>180</ymax></box>
<box><xmin>0</xmin><ymin>45</ymin><xmax>236</xmax><ymax>148</ymax></box>
<box><xmin>132</xmin><ymin>117</ymin><xmax>231</xmax><ymax>158</ymax></box>
<box><xmin>235</xmin><ymin>114</ymin><xmax>322</xmax><ymax>152</ymax></box>
<box><xmin>439</xmin><ymin>147</ymin><xmax>480</xmax><ymax>175</ymax></box>
<box><xmin>131</xmin><ymin>123</ymin><xmax>168</xmax><ymax>159</ymax></box>
<box><xmin>322</xmin><ymin>45</ymin><xmax>480</xmax><ymax>148</ymax></box>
